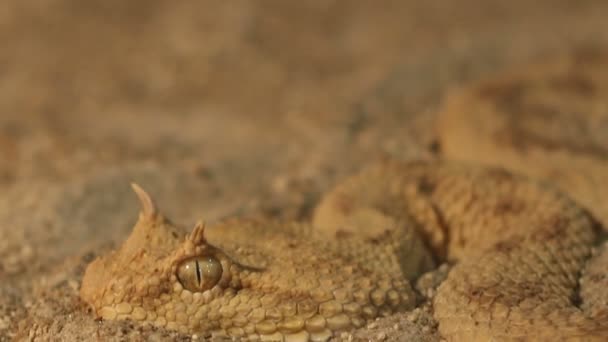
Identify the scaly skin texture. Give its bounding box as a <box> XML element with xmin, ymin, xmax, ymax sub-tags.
<box><xmin>80</xmin><ymin>160</ymin><xmax>608</xmax><ymax>341</ymax></box>
<box><xmin>436</xmin><ymin>48</ymin><xmax>608</xmax><ymax>227</ymax></box>
<box><xmin>315</xmin><ymin>160</ymin><xmax>608</xmax><ymax>341</ymax></box>
<box><xmin>80</xmin><ymin>179</ymin><xmax>429</xmax><ymax>341</ymax></box>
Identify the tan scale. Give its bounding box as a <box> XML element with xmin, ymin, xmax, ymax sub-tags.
<box><xmin>81</xmin><ymin>175</ymin><xmax>422</xmax><ymax>340</ymax></box>
<box><xmin>437</xmin><ymin>48</ymin><xmax>608</xmax><ymax>228</ymax></box>
<box><xmin>81</xmin><ymin>160</ymin><xmax>608</xmax><ymax>341</ymax></box>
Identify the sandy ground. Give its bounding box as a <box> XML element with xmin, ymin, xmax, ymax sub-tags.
<box><xmin>2</xmin><ymin>1</ymin><xmax>608</xmax><ymax>341</ymax></box>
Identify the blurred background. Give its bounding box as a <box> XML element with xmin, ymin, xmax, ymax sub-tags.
<box><xmin>2</xmin><ymin>1</ymin><xmax>608</xmax><ymax>340</ymax></box>
<box><xmin>3</xmin><ymin>0</ymin><xmax>608</xmax><ymax>188</ymax></box>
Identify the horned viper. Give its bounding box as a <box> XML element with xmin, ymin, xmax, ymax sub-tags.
<box><xmin>80</xmin><ymin>50</ymin><xmax>608</xmax><ymax>341</ymax></box>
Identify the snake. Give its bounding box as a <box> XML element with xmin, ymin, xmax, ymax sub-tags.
<box><xmin>80</xmin><ymin>49</ymin><xmax>608</xmax><ymax>341</ymax></box>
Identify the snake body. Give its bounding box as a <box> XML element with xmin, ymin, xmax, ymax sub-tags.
<box><xmin>437</xmin><ymin>48</ymin><xmax>608</xmax><ymax>227</ymax></box>
<box><xmin>80</xmin><ymin>50</ymin><xmax>608</xmax><ymax>341</ymax></box>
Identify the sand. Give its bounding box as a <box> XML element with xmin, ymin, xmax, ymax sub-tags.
<box><xmin>2</xmin><ymin>1</ymin><xmax>608</xmax><ymax>341</ymax></box>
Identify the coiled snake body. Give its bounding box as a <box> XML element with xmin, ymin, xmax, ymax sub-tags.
<box><xmin>80</xmin><ymin>51</ymin><xmax>608</xmax><ymax>341</ymax></box>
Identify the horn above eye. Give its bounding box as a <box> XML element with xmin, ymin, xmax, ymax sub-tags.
<box><xmin>130</xmin><ymin>183</ymin><xmax>158</xmax><ymax>218</ymax></box>
<box><xmin>176</xmin><ymin>255</ymin><xmax>223</xmax><ymax>292</ymax></box>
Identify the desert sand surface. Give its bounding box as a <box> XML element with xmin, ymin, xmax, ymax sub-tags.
<box><xmin>2</xmin><ymin>1</ymin><xmax>608</xmax><ymax>341</ymax></box>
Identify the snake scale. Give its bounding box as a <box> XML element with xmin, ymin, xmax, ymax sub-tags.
<box><xmin>80</xmin><ymin>50</ymin><xmax>608</xmax><ymax>341</ymax></box>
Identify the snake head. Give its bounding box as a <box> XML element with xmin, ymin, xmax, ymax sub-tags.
<box><xmin>79</xmin><ymin>184</ymin><xmax>255</xmax><ymax>334</ymax></box>
<box><xmin>80</xmin><ymin>184</ymin><xmax>417</xmax><ymax>340</ymax></box>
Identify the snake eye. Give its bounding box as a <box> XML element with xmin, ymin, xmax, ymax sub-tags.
<box><xmin>176</xmin><ymin>255</ymin><xmax>222</xmax><ymax>292</ymax></box>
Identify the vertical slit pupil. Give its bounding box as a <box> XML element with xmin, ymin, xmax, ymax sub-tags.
<box><xmin>195</xmin><ymin>259</ymin><xmax>202</xmax><ymax>287</ymax></box>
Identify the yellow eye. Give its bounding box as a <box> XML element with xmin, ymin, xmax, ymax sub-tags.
<box><xmin>176</xmin><ymin>255</ymin><xmax>223</xmax><ymax>292</ymax></box>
